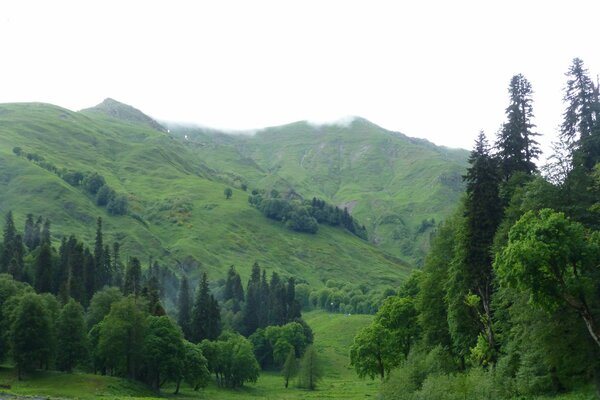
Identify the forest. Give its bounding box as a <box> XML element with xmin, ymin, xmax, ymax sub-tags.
<box><xmin>348</xmin><ymin>58</ymin><xmax>600</xmax><ymax>399</ymax></box>
<box><xmin>0</xmin><ymin>213</ymin><xmax>322</xmax><ymax>394</ymax></box>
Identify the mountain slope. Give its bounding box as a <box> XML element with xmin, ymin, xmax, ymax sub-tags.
<box><xmin>168</xmin><ymin>118</ymin><xmax>469</xmax><ymax>265</ymax></box>
<box><xmin>0</xmin><ymin>102</ymin><xmax>410</xmax><ymax>288</ymax></box>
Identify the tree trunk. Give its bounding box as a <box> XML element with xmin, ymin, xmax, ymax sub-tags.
<box><xmin>174</xmin><ymin>378</ymin><xmax>181</xmax><ymax>394</ymax></box>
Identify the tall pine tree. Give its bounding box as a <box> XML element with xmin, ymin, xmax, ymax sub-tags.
<box><xmin>177</xmin><ymin>275</ymin><xmax>192</xmax><ymax>339</ymax></box>
<box><xmin>190</xmin><ymin>272</ymin><xmax>221</xmax><ymax>342</ymax></box>
<box><xmin>496</xmin><ymin>74</ymin><xmax>540</xmax><ymax>180</ymax></box>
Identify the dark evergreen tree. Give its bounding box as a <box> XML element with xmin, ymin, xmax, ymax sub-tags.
<box><xmin>496</xmin><ymin>74</ymin><xmax>540</xmax><ymax>180</ymax></box>
<box><xmin>142</xmin><ymin>276</ymin><xmax>166</xmax><ymax>316</ymax></box>
<box><xmin>94</xmin><ymin>217</ymin><xmax>109</xmax><ymax>290</ymax></box>
<box><xmin>112</xmin><ymin>242</ymin><xmax>123</xmax><ymax>290</ymax></box>
<box><xmin>41</xmin><ymin>219</ymin><xmax>51</xmax><ymax>246</ymax></box>
<box><xmin>124</xmin><ymin>257</ymin><xmax>142</xmax><ymax>296</ymax></box>
<box><xmin>81</xmin><ymin>248</ymin><xmax>94</xmax><ymax>306</ymax></box>
<box><xmin>224</xmin><ymin>265</ymin><xmax>237</xmax><ymax>301</ymax></box>
<box><xmin>34</xmin><ymin>243</ymin><xmax>53</xmax><ymax>293</ymax></box>
<box><xmin>269</xmin><ymin>272</ymin><xmax>286</xmax><ymax>326</ymax></box>
<box><xmin>562</xmin><ymin>59</ymin><xmax>599</xmax><ymax>147</ymax></box>
<box><xmin>458</xmin><ymin>131</ymin><xmax>503</xmax><ymax>362</ymax></box>
<box><xmin>177</xmin><ymin>275</ymin><xmax>192</xmax><ymax>339</ymax></box>
<box><xmin>242</xmin><ymin>262</ymin><xmax>262</xmax><ymax>336</ymax></box>
<box><xmin>1</xmin><ymin>211</ymin><xmax>17</xmax><ymax>273</ymax></box>
<box><xmin>23</xmin><ymin>214</ymin><xmax>35</xmax><ymax>251</ymax></box>
<box><xmin>68</xmin><ymin>239</ymin><xmax>86</xmax><ymax>304</ymax></box>
<box><xmin>286</xmin><ymin>278</ymin><xmax>301</xmax><ymax>322</ymax></box>
<box><xmin>190</xmin><ymin>272</ymin><xmax>221</xmax><ymax>342</ymax></box>
<box><xmin>258</xmin><ymin>270</ymin><xmax>270</xmax><ymax>328</ymax></box>
<box><xmin>32</xmin><ymin>216</ymin><xmax>42</xmax><ymax>250</ymax></box>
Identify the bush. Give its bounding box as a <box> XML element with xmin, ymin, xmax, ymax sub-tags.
<box><xmin>107</xmin><ymin>195</ymin><xmax>128</xmax><ymax>215</ymax></box>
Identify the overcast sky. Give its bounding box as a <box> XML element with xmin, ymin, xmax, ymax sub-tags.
<box><xmin>2</xmin><ymin>1</ymin><xmax>600</xmax><ymax>155</ymax></box>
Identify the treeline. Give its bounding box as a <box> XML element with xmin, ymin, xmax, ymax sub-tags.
<box><xmin>12</xmin><ymin>147</ymin><xmax>128</xmax><ymax>215</ymax></box>
<box><xmin>350</xmin><ymin>58</ymin><xmax>600</xmax><ymax>399</ymax></box>
<box><xmin>295</xmin><ymin>279</ymin><xmax>398</xmax><ymax>315</ymax></box>
<box><xmin>248</xmin><ymin>190</ymin><xmax>367</xmax><ymax>239</ymax></box>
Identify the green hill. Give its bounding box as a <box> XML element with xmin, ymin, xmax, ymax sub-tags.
<box><xmin>0</xmin><ymin>101</ymin><xmax>411</xmax><ymax>289</ymax></box>
<box><xmin>168</xmin><ymin>117</ymin><xmax>468</xmax><ymax>265</ymax></box>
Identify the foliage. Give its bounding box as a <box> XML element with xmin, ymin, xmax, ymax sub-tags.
<box><xmin>297</xmin><ymin>345</ymin><xmax>322</xmax><ymax>390</ymax></box>
<box><xmin>56</xmin><ymin>299</ymin><xmax>88</xmax><ymax>372</ymax></box>
<box><xmin>143</xmin><ymin>315</ymin><xmax>185</xmax><ymax>390</ymax></box>
<box><xmin>11</xmin><ymin>293</ymin><xmax>53</xmax><ymax>379</ymax></box>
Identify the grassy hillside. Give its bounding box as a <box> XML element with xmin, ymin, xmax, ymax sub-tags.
<box><xmin>169</xmin><ymin>118</ymin><xmax>468</xmax><ymax>265</ymax></box>
<box><xmin>0</xmin><ymin>102</ymin><xmax>410</xmax><ymax>288</ymax></box>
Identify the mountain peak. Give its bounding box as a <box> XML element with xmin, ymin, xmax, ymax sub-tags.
<box><xmin>82</xmin><ymin>98</ymin><xmax>167</xmax><ymax>133</ymax></box>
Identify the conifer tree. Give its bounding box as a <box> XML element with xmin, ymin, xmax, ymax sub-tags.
<box><xmin>177</xmin><ymin>275</ymin><xmax>192</xmax><ymax>339</ymax></box>
<box><xmin>190</xmin><ymin>272</ymin><xmax>221</xmax><ymax>342</ymax></box>
<box><xmin>242</xmin><ymin>262</ymin><xmax>261</xmax><ymax>336</ymax></box>
<box><xmin>1</xmin><ymin>211</ymin><xmax>17</xmax><ymax>273</ymax></box>
<box><xmin>94</xmin><ymin>217</ymin><xmax>109</xmax><ymax>290</ymax></box>
<box><xmin>32</xmin><ymin>216</ymin><xmax>42</xmax><ymax>250</ymax></box>
<box><xmin>112</xmin><ymin>242</ymin><xmax>123</xmax><ymax>289</ymax></box>
<box><xmin>41</xmin><ymin>219</ymin><xmax>51</xmax><ymax>246</ymax></box>
<box><xmin>23</xmin><ymin>214</ymin><xmax>35</xmax><ymax>250</ymax></box>
<box><xmin>83</xmin><ymin>248</ymin><xmax>95</xmax><ymax>306</ymax></box>
<box><xmin>496</xmin><ymin>74</ymin><xmax>540</xmax><ymax>180</ymax></box>
<box><xmin>142</xmin><ymin>276</ymin><xmax>166</xmax><ymax>316</ymax></box>
<box><xmin>259</xmin><ymin>270</ymin><xmax>270</xmax><ymax>328</ymax></box>
<box><xmin>561</xmin><ymin>58</ymin><xmax>600</xmax><ymax>170</ymax></box>
<box><xmin>124</xmin><ymin>257</ymin><xmax>142</xmax><ymax>296</ymax></box>
<box><xmin>34</xmin><ymin>243</ymin><xmax>53</xmax><ymax>293</ymax></box>
<box><xmin>298</xmin><ymin>345</ymin><xmax>322</xmax><ymax>390</ymax></box>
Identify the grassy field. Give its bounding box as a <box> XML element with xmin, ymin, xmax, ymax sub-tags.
<box><xmin>0</xmin><ymin>102</ymin><xmax>411</xmax><ymax>289</ymax></box>
<box><xmin>0</xmin><ymin>310</ymin><xmax>378</xmax><ymax>400</ymax></box>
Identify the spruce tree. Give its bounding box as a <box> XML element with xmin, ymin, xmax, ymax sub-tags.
<box><xmin>496</xmin><ymin>74</ymin><xmax>540</xmax><ymax>180</ymax></box>
<box><xmin>31</xmin><ymin>216</ymin><xmax>42</xmax><ymax>250</ymax></box>
<box><xmin>23</xmin><ymin>214</ymin><xmax>35</xmax><ymax>250</ymax></box>
<box><xmin>190</xmin><ymin>272</ymin><xmax>221</xmax><ymax>342</ymax></box>
<box><xmin>456</xmin><ymin>131</ymin><xmax>503</xmax><ymax>363</ymax></box>
<box><xmin>41</xmin><ymin>219</ymin><xmax>51</xmax><ymax>246</ymax></box>
<box><xmin>258</xmin><ymin>270</ymin><xmax>270</xmax><ymax>328</ymax></box>
<box><xmin>177</xmin><ymin>276</ymin><xmax>192</xmax><ymax>339</ymax></box>
<box><xmin>94</xmin><ymin>217</ymin><xmax>109</xmax><ymax>290</ymax></box>
<box><xmin>242</xmin><ymin>262</ymin><xmax>261</xmax><ymax>336</ymax></box>
<box><xmin>34</xmin><ymin>243</ymin><xmax>53</xmax><ymax>293</ymax></box>
<box><xmin>1</xmin><ymin>211</ymin><xmax>17</xmax><ymax>273</ymax></box>
<box><xmin>124</xmin><ymin>257</ymin><xmax>142</xmax><ymax>296</ymax></box>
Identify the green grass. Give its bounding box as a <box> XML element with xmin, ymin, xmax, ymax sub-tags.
<box><xmin>0</xmin><ymin>102</ymin><xmax>411</xmax><ymax>288</ymax></box>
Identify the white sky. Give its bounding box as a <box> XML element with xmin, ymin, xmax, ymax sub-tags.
<box><xmin>2</xmin><ymin>0</ymin><xmax>600</xmax><ymax>155</ymax></box>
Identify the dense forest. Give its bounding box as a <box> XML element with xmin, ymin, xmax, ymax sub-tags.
<box><xmin>0</xmin><ymin>213</ymin><xmax>323</xmax><ymax>393</ymax></box>
<box><xmin>349</xmin><ymin>58</ymin><xmax>600</xmax><ymax>399</ymax></box>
